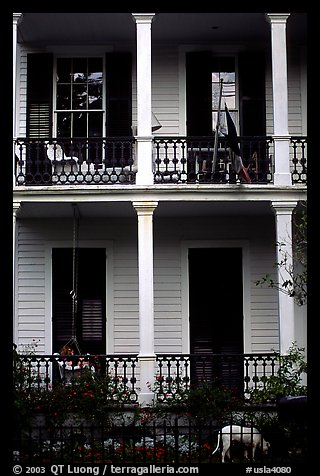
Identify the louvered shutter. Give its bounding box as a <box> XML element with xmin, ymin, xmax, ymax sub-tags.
<box><xmin>26</xmin><ymin>53</ymin><xmax>53</xmax><ymax>183</ymax></box>
<box><xmin>82</xmin><ymin>300</ymin><xmax>103</xmax><ymax>341</ymax></box>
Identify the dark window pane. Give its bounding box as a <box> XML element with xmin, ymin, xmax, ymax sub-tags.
<box><xmin>73</xmin><ymin>112</ymin><xmax>87</xmax><ymax>137</ymax></box>
<box><xmin>73</xmin><ymin>58</ymin><xmax>87</xmax><ymax>83</ymax></box>
<box><xmin>88</xmin><ymin>112</ymin><xmax>103</xmax><ymax>137</ymax></box>
<box><xmin>72</xmin><ymin>84</ymin><xmax>87</xmax><ymax>109</ymax></box>
<box><xmin>88</xmin><ymin>58</ymin><xmax>103</xmax><ymax>82</ymax></box>
<box><xmin>57</xmin><ymin>112</ymin><xmax>71</xmax><ymax>137</ymax></box>
<box><xmin>88</xmin><ymin>83</ymin><xmax>102</xmax><ymax>109</ymax></box>
<box><xmin>57</xmin><ymin>58</ymin><xmax>72</xmax><ymax>83</ymax></box>
<box><xmin>56</xmin><ymin>84</ymin><xmax>71</xmax><ymax>109</ymax></box>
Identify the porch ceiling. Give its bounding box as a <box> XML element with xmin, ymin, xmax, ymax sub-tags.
<box><xmin>17</xmin><ymin>12</ymin><xmax>306</xmax><ymax>45</ymax></box>
<box><xmin>16</xmin><ymin>200</ymin><xmax>274</xmax><ymax>219</ymax></box>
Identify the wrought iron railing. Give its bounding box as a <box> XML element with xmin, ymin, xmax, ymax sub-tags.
<box><xmin>14</xmin><ymin>137</ymin><xmax>136</xmax><ymax>186</ymax></box>
<box><xmin>14</xmin><ymin>136</ymin><xmax>307</xmax><ymax>186</ymax></box>
<box><xmin>290</xmin><ymin>136</ymin><xmax>307</xmax><ymax>184</ymax></box>
<box><xmin>14</xmin><ymin>353</ymin><xmax>139</xmax><ymax>402</ymax></box>
<box><xmin>155</xmin><ymin>353</ymin><xmax>279</xmax><ymax>401</ymax></box>
<box><xmin>153</xmin><ymin>136</ymin><xmax>274</xmax><ymax>184</ymax></box>
<box><xmin>14</xmin><ymin>352</ymin><xmax>279</xmax><ymax>400</ymax></box>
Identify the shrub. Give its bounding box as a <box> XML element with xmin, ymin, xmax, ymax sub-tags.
<box><xmin>149</xmin><ymin>379</ymin><xmax>240</xmax><ymax>421</ymax></box>
<box><xmin>248</xmin><ymin>343</ymin><xmax>307</xmax><ymax>404</ymax></box>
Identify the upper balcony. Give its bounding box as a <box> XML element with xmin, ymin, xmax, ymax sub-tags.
<box><xmin>14</xmin><ymin>135</ymin><xmax>307</xmax><ymax>186</ymax></box>
<box><xmin>13</xmin><ymin>13</ymin><xmax>307</xmax><ymax>191</ymax></box>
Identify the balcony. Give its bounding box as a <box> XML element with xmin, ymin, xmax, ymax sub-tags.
<box><xmin>14</xmin><ymin>136</ymin><xmax>307</xmax><ymax>186</ymax></box>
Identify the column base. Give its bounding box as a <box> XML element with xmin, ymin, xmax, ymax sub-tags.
<box><xmin>138</xmin><ymin>391</ymin><xmax>155</xmax><ymax>407</ymax></box>
<box><xmin>273</xmin><ymin>172</ymin><xmax>292</xmax><ymax>186</ymax></box>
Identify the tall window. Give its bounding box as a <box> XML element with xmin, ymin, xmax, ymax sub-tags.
<box><xmin>55</xmin><ymin>57</ymin><xmax>104</xmax><ymax>138</ymax></box>
<box><xmin>211</xmin><ymin>57</ymin><xmax>236</xmax><ymax>135</ymax></box>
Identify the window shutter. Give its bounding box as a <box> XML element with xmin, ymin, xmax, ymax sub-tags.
<box><xmin>26</xmin><ymin>53</ymin><xmax>53</xmax><ymax>183</ymax></box>
<box><xmin>105</xmin><ymin>52</ymin><xmax>132</xmax><ymax>137</ymax></box>
<box><xmin>27</xmin><ymin>53</ymin><xmax>53</xmax><ymax>138</ymax></box>
<box><xmin>82</xmin><ymin>299</ymin><xmax>103</xmax><ymax>341</ymax></box>
<box><xmin>186</xmin><ymin>51</ymin><xmax>212</xmax><ymax>136</ymax></box>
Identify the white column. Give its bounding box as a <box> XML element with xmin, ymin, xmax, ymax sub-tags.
<box><xmin>132</xmin><ymin>13</ymin><xmax>155</xmax><ymax>185</ymax></box>
<box><xmin>271</xmin><ymin>201</ymin><xmax>297</xmax><ymax>354</ymax></box>
<box><xmin>266</xmin><ymin>14</ymin><xmax>291</xmax><ymax>186</ymax></box>
<box><xmin>13</xmin><ymin>13</ymin><xmax>23</xmax><ymax>188</ymax></box>
<box><xmin>13</xmin><ymin>13</ymin><xmax>23</xmax><ymax>138</ymax></box>
<box><xmin>13</xmin><ymin>202</ymin><xmax>21</xmax><ymax>345</ymax></box>
<box><xmin>132</xmin><ymin>201</ymin><xmax>158</xmax><ymax>405</ymax></box>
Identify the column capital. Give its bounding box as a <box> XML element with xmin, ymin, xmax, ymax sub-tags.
<box><xmin>13</xmin><ymin>13</ymin><xmax>23</xmax><ymax>25</ymax></box>
<box><xmin>271</xmin><ymin>201</ymin><xmax>297</xmax><ymax>214</ymax></box>
<box><xmin>266</xmin><ymin>13</ymin><xmax>290</xmax><ymax>24</ymax></box>
<box><xmin>132</xmin><ymin>201</ymin><xmax>158</xmax><ymax>215</ymax></box>
<box><xmin>132</xmin><ymin>13</ymin><xmax>155</xmax><ymax>24</ymax></box>
<box><xmin>13</xmin><ymin>201</ymin><xmax>21</xmax><ymax>217</ymax></box>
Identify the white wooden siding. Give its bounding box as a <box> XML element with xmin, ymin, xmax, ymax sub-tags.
<box><xmin>250</xmin><ymin>244</ymin><xmax>279</xmax><ymax>352</ymax></box>
<box><xmin>16</xmin><ymin>223</ymin><xmax>46</xmax><ymax>353</ymax></box>
<box><xmin>154</xmin><ymin>246</ymin><xmax>182</xmax><ymax>353</ymax></box>
<box><xmin>113</xmin><ymin>244</ymin><xmax>139</xmax><ymax>353</ymax></box>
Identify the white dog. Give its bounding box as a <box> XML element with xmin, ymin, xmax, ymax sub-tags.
<box><xmin>212</xmin><ymin>425</ymin><xmax>270</xmax><ymax>463</ymax></box>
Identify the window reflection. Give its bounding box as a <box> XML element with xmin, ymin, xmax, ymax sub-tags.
<box><xmin>55</xmin><ymin>57</ymin><xmax>103</xmax><ymax>139</ymax></box>
<box><xmin>211</xmin><ymin>57</ymin><xmax>236</xmax><ymax>133</ymax></box>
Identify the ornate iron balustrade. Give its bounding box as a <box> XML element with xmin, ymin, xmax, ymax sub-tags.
<box><xmin>14</xmin><ymin>353</ymin><xmax>139</xmax><ymax>403</ymax></box>
<box><xmin>153</xmin><ymin>136</ymin><xmax>274</xmax><ymax>184</ymax></box>
<box><xmin>290</xmin><ymin>136</ymin><xmax>307</xmax><ymax>184</ymax></box>
<box><xmin>155</xmin><ymin>353</ymin><xmax>279</xmax><ymax>402</ymax></box>
<box><xmin>14</xmin><ymin>137</ymin><xmax>136</xmax><ymax>186</ymax></box>
<box><xmin>14</xmin><ymin>352</ymin><xmax>279</xmax><ymax>403</ymax></box>
<box><xmin>14</xmin><ymin>136</ymin><xmax>307</xmax><ymax>186</ymax></box>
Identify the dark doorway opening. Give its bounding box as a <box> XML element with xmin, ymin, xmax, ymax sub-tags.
<box><xmin>189</xmin><ymin>247</ymin><xmax>244</xmax><ymax>392</ymax></box>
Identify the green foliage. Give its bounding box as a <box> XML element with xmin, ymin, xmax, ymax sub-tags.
<box><xmin>248</xmin><ymin>343</ymin><xmax>307</xmax><ymax>404</ymax></box>
<box><xmin>149</xmin><ymin>379</ymin><xmax>240</xmax><ymax>421</ymax></box>
<box><xmin>182</xmin><ymin>382</ymin><xmax>240</xmax><ymax>421</ymax></box>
